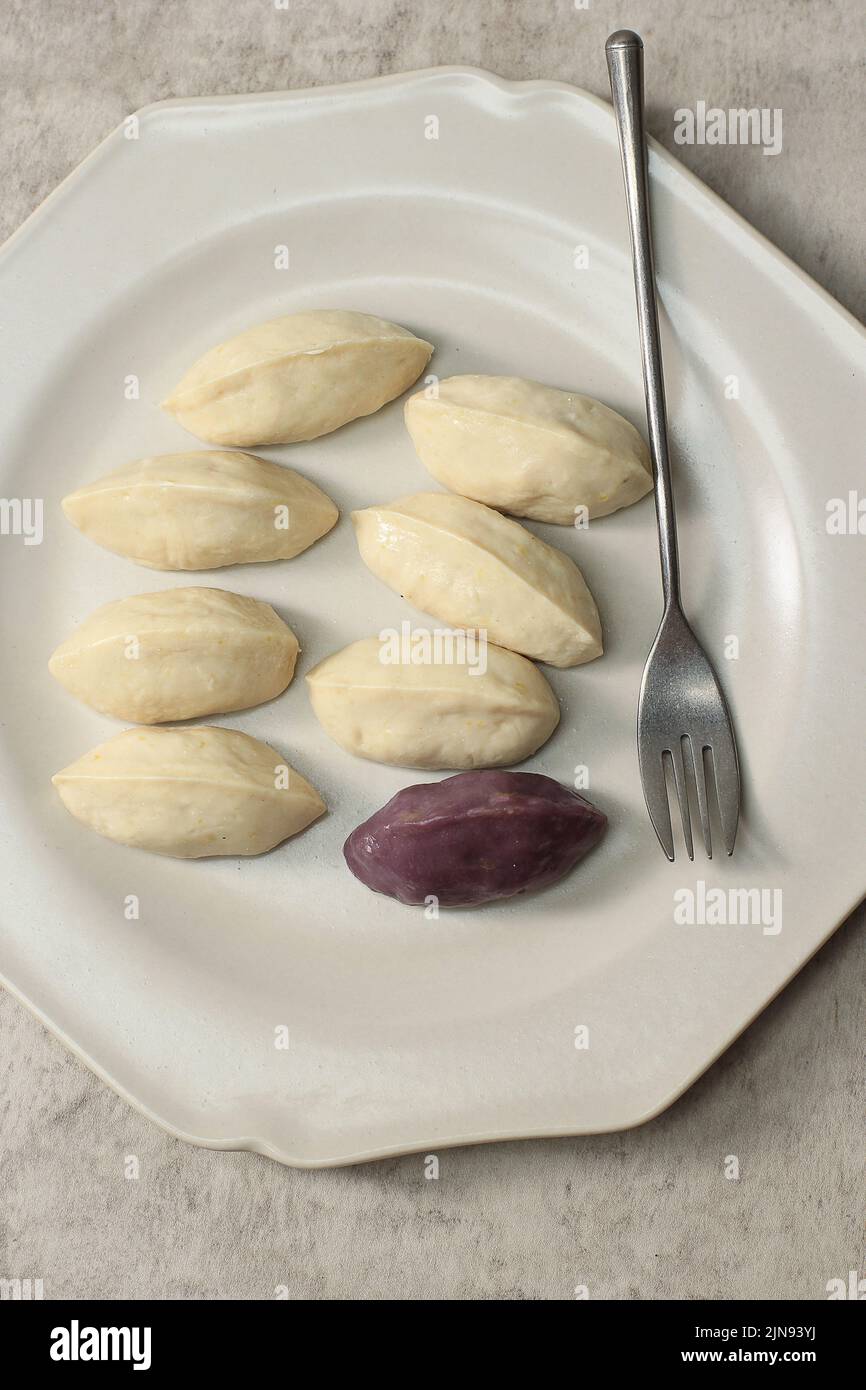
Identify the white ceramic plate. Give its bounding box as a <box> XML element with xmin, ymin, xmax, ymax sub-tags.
<box><xmin>1</xmin><ymin>69</ymin><xmax>863</xmax><ymax>1167</ymax></box>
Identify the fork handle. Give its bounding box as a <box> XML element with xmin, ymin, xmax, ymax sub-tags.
<box><xmin>606</xmin><ymin>31</ymin><xmax>681</xmax><ymax>609</ymax></box>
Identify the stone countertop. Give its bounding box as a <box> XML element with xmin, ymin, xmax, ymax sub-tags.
<box><xmin>2</xmin><ymin>0</ymin><xmax>863</xmax><ymax>1300</ymax></box>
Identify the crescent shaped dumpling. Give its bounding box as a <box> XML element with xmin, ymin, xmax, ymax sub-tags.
<box><xmin>49</xmin><ymin>587</ymin><xmax>299</xmax><ymax>723</ymax></box>
<box><xmin>351</xmin><ymin>492</ymin><xmax>603</xmax><ymax>668</ymax></box>
<box><xmin>162</xmin><ymin>310</ymin><xmax>434</xmax><ymax>445</ymax></box>
<box><xmin>61</xmin><ymin>451</ymin><xmax>338</xmax><ymax>570</ymax></box>
<box><xmin>404</xmin><ymin>375</ymin><xmax>652</xmax><ymax>523</ymax></box>
<box><xmin>52</xmin><ymin>727</ymin><xmax>325</xmax><ymax>858</ymax></box>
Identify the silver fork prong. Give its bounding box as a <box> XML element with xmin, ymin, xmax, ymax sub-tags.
<box><xmin>709</xmin><ymin>738</ymin><xmax>740</xmax><ymax>856</ymax></box>
<box><xmin>639</xmin><ymin>747</ymin><xmax>675</xmax><ymax>861</ymax></box>
<box><xmin>667</xmin><ymin>743</ymin><xmax>694</xmax><ymax>861</ymax></box>
<box><xmin>688</xmin><ymin>738</ymin><xmax>713</xmax><ymax>860</ymax></box>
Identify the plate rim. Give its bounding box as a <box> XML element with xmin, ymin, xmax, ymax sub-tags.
<box><xmin>5</xmin><ymin>896</ymin><xmax>862</xmax><ymax>1169</ymax></box>
<box><xmin>4</xmin><ymin>65</ymin><xmax>865</xmax><ymax>347</ymax></box>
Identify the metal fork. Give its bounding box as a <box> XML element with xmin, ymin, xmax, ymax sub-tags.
<box><xmin>605</xmin><ymin>30</ymin><xmax>740</xmax><ymax>860</ymax></box>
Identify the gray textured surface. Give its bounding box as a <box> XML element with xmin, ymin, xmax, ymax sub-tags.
<box><xmin>1</xmin><ymin>0</ymin><xmax>864</xmax><ymax>1301</ymax></box>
